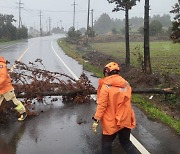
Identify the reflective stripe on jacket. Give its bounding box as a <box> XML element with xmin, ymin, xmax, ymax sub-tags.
<box><xmin>94</xmin><ymin>74</ymin><xmax>136</xmax><ymax>135</ymax></box>
<box><xmin>0</xmin><ymin>57</ymin><xmax>13</xmax><ymax>95</ymax></box>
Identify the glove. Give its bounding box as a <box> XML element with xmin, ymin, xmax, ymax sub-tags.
<box><xmin>92</xmin><ymin>121</ymin><xmax>99</xmax><ymax>133</ymax></box>
<box><xmin>92</xmin><ymin>117</ymin><xmax>99</xmax><ymax>133</ymax></box>
<box><xmin>14</xmin><ymin>103</ymin><xmax>25</xmax><ymax>113</ymax></box>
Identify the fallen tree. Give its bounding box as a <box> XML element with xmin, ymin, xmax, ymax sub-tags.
<box><xmin>10</xmin><ymin>60</ymin><xmax>175</xmax><ymax>102</ymax></box>
<box><xmin>0</xmin><ymin>59</ymin><xmax>177</xmax><ymax>122</ymax></box>
<box><xmin>15</xmin><ymin>87</ymin><xmax>174</xmax><ymax>98</ymax></box>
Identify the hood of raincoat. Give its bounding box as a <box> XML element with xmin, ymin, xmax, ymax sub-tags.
<box><xmin>103</xmin><ymin>74</ymin><xmax>128</xmax><ymax>88</ymax></box>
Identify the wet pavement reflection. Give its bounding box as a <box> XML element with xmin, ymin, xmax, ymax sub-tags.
<box><xmin>0</xmin><ymin>100</ymin><xmax>126</xmax><ymax>154</ymax></box>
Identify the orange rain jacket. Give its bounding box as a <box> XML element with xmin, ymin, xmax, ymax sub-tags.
<box><xmin>94</xmin><ymin>74</ymin><xmax>136</xmax><ymax>135</ymax></box>
<box><xmin>0</xmin><ymin>57</ymin><xmax>13</xmax><ymax>95</ymax></box>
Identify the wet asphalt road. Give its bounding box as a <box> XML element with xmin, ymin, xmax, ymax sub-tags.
<box><xmin>0</xmin><ymin>35</ymin><xmax>180</xmax><ymax>154</ymax></box>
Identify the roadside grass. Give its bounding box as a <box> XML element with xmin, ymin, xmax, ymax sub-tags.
<box><xmin>0</xmin><ymin>40</ymin><xmax>26</xmax><ymax>50</ymax></box>
<box><xmin>58</xmin><ymin>39</ymin><xmax>180</xmax><ymax>135</ymax></box>
<box><xmin>133</xmin><ymin>94</ymin><xmax>180</xmax><ymax>135</ymax></box>
<box><xmin>91</xmin><ymin>41</ymin><xmax>180</xmax><ymax>74</ymax></box>
<box><xmin>0</xmin><ymin>40</ymin><xmax>20</xmax><ymax>46</ymax></box>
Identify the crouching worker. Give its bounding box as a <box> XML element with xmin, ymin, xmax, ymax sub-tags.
<box><xmin>92</xmin><ymin>62</ymin><xmax>137</xmax><ymax>154</ymax></box>
<box><xmin>0</xmin><ymin>57</ymin><xmax>27</xmax><ymax>121</ymax></box>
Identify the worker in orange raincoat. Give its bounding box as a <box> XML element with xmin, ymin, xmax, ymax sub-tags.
<box><xmin>0</xmin><ymin>57</ymin><xmax>27</xmax><ymax>121</ymax></box>
<box><xmin>92</xmin><ymin>62</ymin><xmax>137</xmax><ymax>154</ymax></box>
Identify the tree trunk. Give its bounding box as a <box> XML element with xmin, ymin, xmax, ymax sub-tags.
<box><xmin>125</xmin><ymin>7</ymin><xmax>130</xmax><ymax>67</ymax></box>
<box><xmin>144</xmin><ymin>0</ymin><xmax>152</xmax><ymax>74</ymax></box>
<box><xmin>16</xmin><ymin>88</ymin><xmax>174</xmax><ymax>98</ymax></box>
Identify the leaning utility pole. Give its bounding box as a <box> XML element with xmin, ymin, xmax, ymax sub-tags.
<box><xmin>144</xmin><ymin>0</ymin><xmax>152</xmax><ymax>74</ymax></box>
<box><xmin>39</xmin><ymin>10</ymin><xmax>43</xmax><ymax>36</ymax></box>
<box><xmin>18</xmin><ymin>0</ymin><xmax>23</xmax><ymax>28</ymax></box>
<box><xmin>72</xmin><ymin>0</ymin><xmax>77</xmax><ymax>29</ymax></box>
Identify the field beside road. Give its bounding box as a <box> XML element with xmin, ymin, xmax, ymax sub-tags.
<box><xmin>91</xmin><ymin>41</ymin><xmax>180</xmax><ymax>75</ymax></box>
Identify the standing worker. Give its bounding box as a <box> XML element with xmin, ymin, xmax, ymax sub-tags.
<box><xmin>0</xmin><ymin>57</ymin><xmax>27</xmax><ymax>121</ymax></box>
<box><xmin>92</xmin><ymin>62</ymin><xmax>137</xmax><ymax>154</ymax></box>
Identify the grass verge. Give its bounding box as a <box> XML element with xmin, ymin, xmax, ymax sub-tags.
<box><xmin>0</xmin><ymin>40</ymin><xmax>27</xmax><ymax>49</ymax></box>
<box><xmin>58</xmin><ymin>39</ymin><xmax>103</xmax><ymax>77</ymax></box>
<box><xmin>58</xmin><ymin>38</ymin><xmax>180</xmax><ymax>135</ymax></box>
<box><xmin>133</xmin><ymin>94</ymin><xmax>180</xmax><ymax>135</ymax></box>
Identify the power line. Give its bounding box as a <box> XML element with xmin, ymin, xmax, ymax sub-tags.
<box><xmin>0</xmin><ymin>5</ymin><xmax>171</xmax><ymax>15</ymax></box>
<box><xmin>0</xmin><ymin>6</ymin><xmax>16</xmax><ymax>9</ymax></box>
<box><xmin>21</xmin><ymin>7</ymin><xmax>85</xmax><ymax>13</ymax></box>
<box><xmin>6</xmin><ymin>0</ymin><xmax>17</xmax><ymax>3</ymax></box>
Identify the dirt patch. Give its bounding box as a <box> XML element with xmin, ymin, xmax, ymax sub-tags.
<box><xmin>83</xmin><ymin>49</ymin><xmax>179</xmax><ymax>86</ymax></box>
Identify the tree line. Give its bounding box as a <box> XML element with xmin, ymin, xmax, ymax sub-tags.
<box><xmin>0</xmin><ymin>14</ymin><xmax>28</xmax><ymax>42</ymax></box>
<box><xmin>93</xmin><ymin>13</ymin><xmax>172</xmax><ymax>35</ymax></box>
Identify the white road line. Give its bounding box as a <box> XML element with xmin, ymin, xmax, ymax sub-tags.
<box><xmin>51</xmin><ymin>41</ymin><xmax>150</xmax><ymax>154</ymax></box>
<box><xmin>130</xmin><ymin>134</ymin><xmax>150</xmax><ymax>154</ymax></box>
<box><xmin>51</xmin><ymin>41</ymin><xmax>78</xmax><ymax>80</ymax></box>
<box><xmin>10</xmin><ymin>44</ymin><xmax>34</xmax><ymax>72</ymax></box>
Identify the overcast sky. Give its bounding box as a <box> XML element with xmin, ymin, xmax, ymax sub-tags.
<box><xmin>0</xmin><ymin>0</ymin><xmax>178</xmax><ymax>31</ymax></box>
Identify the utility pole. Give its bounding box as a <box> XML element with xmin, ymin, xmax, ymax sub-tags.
<box><xmin>86</xmin><ymin>0</ymin><xmax>90</xmax><ymax>44</ymax></box>
<box><xmin>72</xmin><ymin>0</ymin><xmax>77</xmax><ymax>29</ymax></box>
<box><xmin>33</xmin><ymin>22</ymin><xmax>36</xmax><ymax>30</ymax></box>
<box><xmin>125</xmin><ymin>6</ymin><xmax>130</xmax><ymax>67</ymax></box>
<box><xmin>87</xmin><ymin>0</ymin><xmax>90</xmax><ymax>33</ymax></box>
<box><xmin>18</xmin><ymin>0</ymin><xmax>23</xmax><ymax>28</ymax></box>
<box><xmin>91</xmin><ymin>9</ymin><xmax>94</xmax><ymax>32</ymax></box>
<box><xmin>77</xmin><ymin>22</ymin><xmax>78</xmax><ymax>30</ymax></box>
<box><xmin>39</xmin><ymin>10</ymin><xmax>43</xmax><ymax>36</ymax></box>
<box><xmin>49</xmin><ymin>17</ymin><xmax>51</xmax><ymax>34</ymax></box>
<box><xmin>60</xmin><ymin>20</ymin><xmax>62</xmax><ymax>29</ymax></box>
<box><xmin>46</xmin><ymin>20</ymin><xmax>48</xmax><ymax>33</ymax></box>
<box><xmin>144</xmin><ymin>0</ymin><xmax>152</xmax><ymax>74</ymax></box>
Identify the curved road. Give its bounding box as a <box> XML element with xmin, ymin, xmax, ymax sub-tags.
<box><xmin>0</xmin><ymin>35</ymin><xmax>180</xmax><ymax>154</ymax></box>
